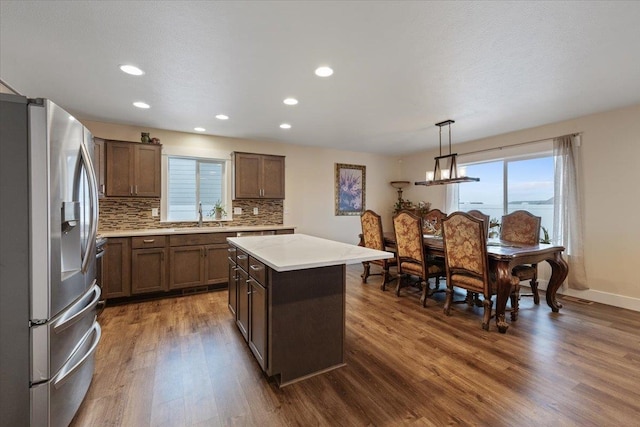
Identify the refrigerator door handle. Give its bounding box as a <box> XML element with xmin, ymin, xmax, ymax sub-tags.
<box><xmin>79</xmin><ymin>140</ymin><xmax>98</xmax><ymax>274</ymax></box>
<box><xmin>52</xmin><ymin>322</ymin><xmax>101</xmax><ymax>389</ymax></box>
<box><xmin>52</xmin><ymin>283</ymin><xmax>100</xmax><ymax>334</ymax></box>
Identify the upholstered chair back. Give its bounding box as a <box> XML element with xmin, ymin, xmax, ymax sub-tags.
<box><xmin>442</xmin><ymin>212</ymin><xmax>489</xmax><ymax>294</ymax></box>
<box><xmin>501</xmin><ymin>210</ymin><xmax>541</xmax><ymax>245</ymax></box>
<box><xmin>393</xmin><ymin>211</ymin><xmax>425</xmax><ymax>265</ymax></box>
<box><xmin>467</xmin><ymin>209</ymin><xmax>490</xmax><ymax>237</ymax></box>
<box><xmin>361</xmin><ymin>210</ymin><xmax>385</xmax><ymax>251</ymax></box>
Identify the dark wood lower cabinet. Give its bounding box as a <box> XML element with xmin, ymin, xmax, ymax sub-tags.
<box><xmin>131</xmin><ymin>248</ymin><xmax>167</xmax><ymax>294</ymax></box>
<box><xmin>169</xmin><ymin>246</ymin><xmax>205</xmax><ymax>290</ymax></box>
<box><xmin>101</xmin><ymin>230</ymin><xmax>293</xmax><ymax>302</ymax></box>
<box><xmin>102</xmin><ymin>238</ymin><xmax>131</xmax><ymax>298</ymax></box>
<box><xmin>205</xmin><ymin>244</ymin><xmax>229</xmax><ymax>285</ymax></box>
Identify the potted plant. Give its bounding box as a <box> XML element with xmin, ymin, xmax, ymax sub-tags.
<box><xmin>489</xmin><ymin>218</ymin><xmax>501</xmax><ymax>238</ymax></box>
<box><xmin>210</xmin><ymin>200</ymin><xmax>226</xmax><ymax>220</ymax></box>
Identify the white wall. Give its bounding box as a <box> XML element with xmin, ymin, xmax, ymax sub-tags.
<box><xmin>397</xmin><ymin>104</ymin><xmax>640</xmax><ymax>310</ymax></box>
<box><xmin>84</xmin><ymin>120</ymin><xmax>399</xmax><ymax>245</ymax></box>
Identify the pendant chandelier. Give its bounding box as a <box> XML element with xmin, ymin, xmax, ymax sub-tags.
<box><xmin>415</xmin><ymin>119</ymin><xmax>480</xmax><ymax>186</ymax></box>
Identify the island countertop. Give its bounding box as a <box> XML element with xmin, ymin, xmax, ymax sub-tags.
<box><xmin>227</xmin><ymin>233</ymin><xmax>393</xmax><ymax>272</ymax></box>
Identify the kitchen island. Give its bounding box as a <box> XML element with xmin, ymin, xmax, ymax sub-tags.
<box><xmin>227</xmin><ymin>233</ymin><xmax>393</xmax><ymax>386</ymax></box>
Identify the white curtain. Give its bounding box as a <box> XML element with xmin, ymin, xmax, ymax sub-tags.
<box><xmin>445</xmin><ymin>184</ymin><xmax>459</xmax><ymax>215</ymax></box>
<box><xmin>553</xmin><ymin>135</ymin><xmax>588</xmax><ymax>290</ymax></box>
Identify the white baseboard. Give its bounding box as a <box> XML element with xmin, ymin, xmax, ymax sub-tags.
<box><xmin>534</xmin><ymin>280</ymin><xmax>640</xmax><ymax>312</ymax></box>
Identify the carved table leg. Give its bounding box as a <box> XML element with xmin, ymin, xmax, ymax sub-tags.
<box><xmin>546</xmin><ymin>252</ymin><xmax>569</xmax><ymax>313</ymax></box>
<box><xmin>494</xmin><ymin>260</ymin><xmax>512</xmax><ymax>333</ymax></box>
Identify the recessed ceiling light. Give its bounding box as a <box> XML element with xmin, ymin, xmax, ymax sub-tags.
<box><xmin>194</xmin><ymin>127</ymin><xmax>206</xmax><ymax>132</ymax></box>
<box><xmin>215</xmin><ymin>114</ymin><xmax>229</xmax><ymax>120</ymax></box>
<box><xmin>119</xmin><ymin>64</ymin><xmax>145</xmax><ymax>76</ymax></box>
<box><xmin>283</xmin><ymin>98</ymin><xmax>298</xmax><ymax>105</ymax></box>
<box><xmin>133</xmin><ymin>101</ymin><xmax>150</xmax><ymax>109</ymax></box>
<box><xmin>280</xmin><ymin>123</ymin><xmax>291</xmax><ymax>129</ymax></box>
<box><xmin>315</xmin><ymin>66</ymin><xmax>333</xmax><ymax>77</ymax></box>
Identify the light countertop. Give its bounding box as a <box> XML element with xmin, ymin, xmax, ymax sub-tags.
<box><xmin>227</xmin><ymin>233</ymin><xmax>393</xmax><ymax>272</ymax></box>
<box><xmin>99</xmin><ymin>224</ymin><xmax>295</xmax><ymax>238</ymax></box>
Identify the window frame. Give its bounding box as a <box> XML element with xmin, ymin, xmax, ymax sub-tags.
<box><xmin>160</xmin><ymin>149</ymin><xmax>233</xmax><ymax>223</ymax></box>
<box><xmin>456</xmin><ymin>145</ymin><xmax>555</xmax><ymax>236</ymax></box>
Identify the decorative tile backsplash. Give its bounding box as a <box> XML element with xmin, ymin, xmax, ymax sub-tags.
<box><xmin>98</xmin><ymin>198</ymin><xmax>283</xmax><ymax>231</ymax></box>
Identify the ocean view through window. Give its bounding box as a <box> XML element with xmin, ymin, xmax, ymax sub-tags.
<box><xmin>458</xmin><ymin>155</ymin><xmax>555</xmax><ymax>237</ymax></box>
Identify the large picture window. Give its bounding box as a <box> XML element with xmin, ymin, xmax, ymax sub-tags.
<box><xmin>166</xmin><ymin>156</ymin><xmax>225</xmax><ymax>221</ymax></box>
<box><xmin>457</xmin><ymin>154</ymin><xmax>555</xmax><ymax>235</ymax></box>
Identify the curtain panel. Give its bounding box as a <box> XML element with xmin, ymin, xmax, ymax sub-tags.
<box><xmin>553</xmin><ymin>135</ymin><xmax>588</xmax><ymax>290</ymax></box>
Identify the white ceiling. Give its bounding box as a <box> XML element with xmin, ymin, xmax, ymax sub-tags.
<box><xmin>2</xmin><ymin>1</ymin><xmax>640</xmax><ymax>155</ymax></box>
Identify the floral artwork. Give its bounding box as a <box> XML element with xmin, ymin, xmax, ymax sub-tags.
<box><xmin>335</xmin><ymin>163</ymin><xmax>366</xmax><ymax>215</ymax></box>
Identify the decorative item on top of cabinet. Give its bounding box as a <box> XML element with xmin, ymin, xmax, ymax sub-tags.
<box><xmin>233</xmin><ymin>152</ymin><xmax>285</xmax><ymax>199</ymax></box>
<box><xmin>105</xmin><ymin>139</ymin><xmax>161</xmax><ymax>197</ymax></box>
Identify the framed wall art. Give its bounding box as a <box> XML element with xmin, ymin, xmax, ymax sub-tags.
<box><xmin>335</xmin><ymin>163</ymin><xmax>366</xmax><ymax>216</ymax></box>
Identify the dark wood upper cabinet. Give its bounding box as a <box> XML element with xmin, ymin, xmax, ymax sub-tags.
<box><xmin>105</xmin><ymin>140</ymin><xmax>161</xmax><ymax>197</ymax></box>
<box><xmin>233</xmin><ymin>152</ymin><xmax>284</xmax><ymax>199</ymax></box>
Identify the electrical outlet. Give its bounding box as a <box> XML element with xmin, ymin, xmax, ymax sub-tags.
<box><xmin>151</xmin><ymin>208</ymin><xmax>159</xmax><ymax>217</ymax></box>
<box><xmin>253</xmin><ymin>207</ymin><xmax>259</xmax><ymax>215</ymax></box>
<box><xmin>234</xmin><ymin>207</ymin><xmax>242</xmax><ymax>215</ymax></box>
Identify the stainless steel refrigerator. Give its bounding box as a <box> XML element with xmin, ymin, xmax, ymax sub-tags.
<box><xmin>1</xmin><ymin>93</ymin><xmax>101</xmax><ymax>426</ymax></box>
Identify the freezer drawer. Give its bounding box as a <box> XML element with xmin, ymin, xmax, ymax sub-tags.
<box><xmin>31</xmin><ymin>283</ymin><xmax>101</xmax><ymax>383</ymax></box>
<box><xmin>31</xmin><ymin>321</ymin><xmax>101</xmax><ymax>427</ymax></box>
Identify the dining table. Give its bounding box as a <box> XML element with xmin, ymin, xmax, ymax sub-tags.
<box><xmin>381</xmin><ymin>231</ymin><xmax>569</xmax><ymax>333</ymax></box>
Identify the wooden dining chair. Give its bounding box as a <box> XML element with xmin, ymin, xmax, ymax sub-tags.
<box><xmin>465</xmin><ymin>209</ymin><xmax>491</xmax><ymax>306</ymax></box>
<box><xmin>501</xmin><ymin>210</ymin><xmax>542</xmax><ymax>304</ymax></box>
<box><xmin>422</xmin><ymin>208</ymin><xmax>447</xmax><ymax>235</ymax></box>
<box><xmin>360</xmin><ymin>210</ymin><xmax>397</xmax><ymax>289</ymax></box>
<box><xmin>442</xmin><ymin>212</ymin><xmax>520</xmax><ymax>330</ymax></box>
<box><xmin>467</xmin><ymin>209</ymin><xmax>490</xmax><ymax>237</ymax></box>
<box><xmin>392</xmin><ymin>211</ymin><xmax>445</xmax><ymax>306</ymax></box>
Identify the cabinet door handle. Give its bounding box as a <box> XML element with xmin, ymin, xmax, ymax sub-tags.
<box><xmin>135</xmin><ymin>185</ymin><xmax>138</xmax><ymax>194</ymax></box>
<box><xmin>143</xmin><ymin>239</ymin><xmax>155</xmax><ymax>243</ymax></box>
<box><xmin>130</xmin><ymin>186</ymin><xmax>133</xmax><ymax>195</ymax></box>
<box><xmin>237</xmin><ymin>255</ymin><xmax>248</xmax><ymax>260</ymax></box>
<box><xmin>100</xmin><ymin>184</ymin><xmax>105</xmax><ymax>193</ymax></box>
<box><xmin>250</xmin><ymin>265</ymin><xmax>264</xmax><ymax>272</ymax></box>
<box><xmin>228</xmin><ymin>248</ymin><xmax>236</xmax><ymax>253</ymax></box>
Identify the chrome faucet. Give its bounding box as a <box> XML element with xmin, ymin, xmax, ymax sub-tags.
<box><xmin>198</xmin><ymin>202</ymin><xmax>203</xmax><ymax>227</ymax></box>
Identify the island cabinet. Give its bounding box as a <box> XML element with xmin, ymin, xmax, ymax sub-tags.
<box><xmin>235</xmin><ymin>248</ymin><xmax>250</xmax><ymax>341</ymax></box>
<box><xmin>102</xmin><ymin>237</ymin><xmax>131</xmax><ymax>298</ymax></box>
<box><xmin>247</xmin><ymin>256</ymin><xmax>268</xmax><ymax>370</ymax></box>
<box><xmin>131</xmin><ymin>235</ymin><xmax>167</xmax><ymax>294</ymax></box>
<box><xmin>105</xmin><ymin>140</ymin><xmax>161</xmax><ymax>197</ymax></box>
<box><xmin>168</xmin><ymin>232</ymin><xmax>235</xmax><ymax>290</ymax></box>
<box><xmin>227</xmin><ymin>246</ymin><xmax>238</xmax><ymax>317</ymax></box>
<box><xmin>233</xmin><ymin>152</ymin><xmax>285</xmax><ymax>199</ymax></box>
<box><xmin>228</xmin><ymin>240</ymin><xmax>348</xmax><ymax>387</ymax></box>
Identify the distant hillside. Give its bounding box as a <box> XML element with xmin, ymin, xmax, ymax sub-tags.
<box><xmin>509</xmin><ymin>197</ymin><xmax>554</xmax><ymax>205</ymax></box>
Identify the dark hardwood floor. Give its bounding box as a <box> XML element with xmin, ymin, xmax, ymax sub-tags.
<box><xmin>72</xmin><ymin>265</ymin><xmax>640</xmax><ymax>426</ymax></box>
